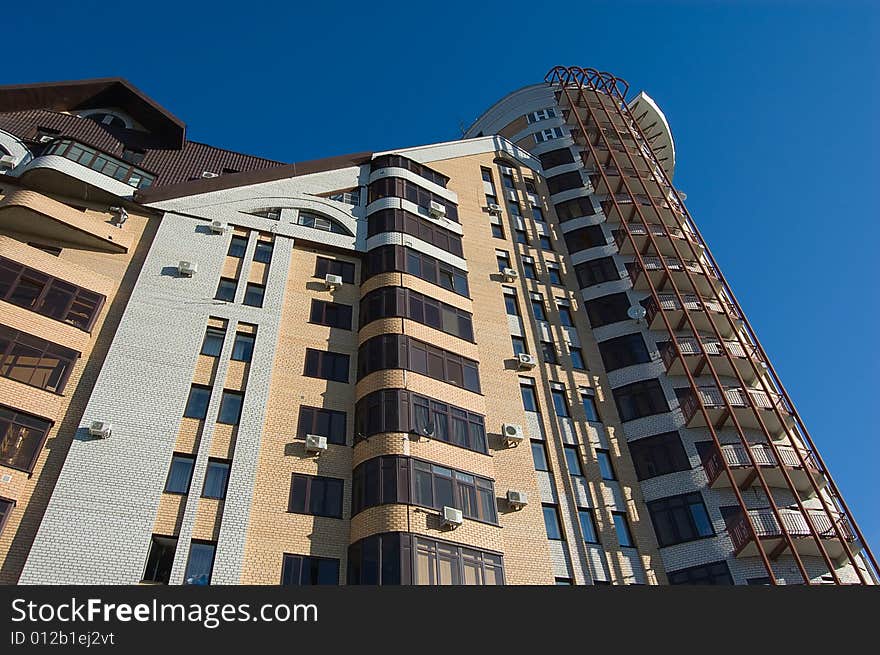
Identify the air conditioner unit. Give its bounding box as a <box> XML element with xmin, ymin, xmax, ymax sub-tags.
<box><xmin>502</xmin><ymin>423</ymin><xmax>525</xmax><ymax>447</ymax></box>
<box><xmin>507</xmin><ymin>490</ymin><xmax>528</xmax><ymax>510</ymax></box>
<box><xmin>88</xmin><ymin>421</ymin><xmax>112</xmax><ymax>439</ymax></box>
<box><xmin>441</xmin><ymin>506</ymin><xmax>463</xmax><ymax>528</ymax></box>
<box><xmin>487</xmin><ymin>203</ymin><xmax>502</xmax><ymax>215</ymax></box>
<box><xmin>429</xmin><ymin>201</ymin><xmax>446</xmax><ymax>218</ymax></box>
<box><xmin>305</xmin><ymin>434</ymin><xmax>328</xmax><ymax>454</ymax></box>
<box><xmin>201</xmin><ymin>171</ymin><xmax>219</xmax><ymax>179</ymax></box>
<box><xmin>502</xmin><ymin>267</ymin><xmax>518</xmax><ymax>282</ymax></box>
<box><xmin>209</xmin><ymin>220</ymin><xmax>227</xmax><ymax>234</ymax></box>
<box><xmin>0</xmin><ymin>155</ymin><xmax>16</xmax><ymax>169</ymax></box>
<box><xmin>324</xmin><ymin>273</ymin><xmax>343</xmax><ymax>290</ymax></box>
<box><xmin>178</xmin><ymin>261</ymin><xmax>198</xmax><ymax>277</ymax></box>
<box><xmin>517</xmin><ymin>353</ymin><xmax>537</xmax><ymax>370</ymax></box>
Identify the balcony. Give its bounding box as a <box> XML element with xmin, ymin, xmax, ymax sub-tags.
<box><xmin>700</xmin><ymin>442</ymin><xmax>825</xmax><ymax>493</ymax></box>
<box><xmin>728</xmin><ymin>507</ymin><xmax>856</xmax><ymax>561</ymax></box>
<box><xmin>599</xmin><ymin>192</ymin><xmax>684</xmax><ymax>227</ymax></box>
<box><xmin>587</xmin><ymin>163</ymin><xmax>664</xmax><ymax>199</ymax></box>
<box><xmin>641</xmin><ymin>293</ymin><xmax>741</xmax><ymax>338</ymax></box>
<box><xmin>613</xmin><ymin>223</ymin><xmax>702</xmax><ymax>257</ymax></box>
<box><xmin>626</xmin><ymin>256</ymin><xmax>720</xmax><ymax>296</ymax></box>
<box><xmin>677</xmin><ymin>385</ymin><xmax>794</xmax><ymax>437</ymax></box>
<box><xmin>659</xmin><ymin>336</ymin><xmax>764</xmax><ymax>383</ymax></box>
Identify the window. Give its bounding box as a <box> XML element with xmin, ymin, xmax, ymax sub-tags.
<box><xmin>142</xmin><ymin>535</ymin><xmax>177</xmax><ymax>584</ymax></box>
<box><xmin>0</xmin><ymin>257</ymin><xmax>105</xmax><ymax>331</ymax></box>
<box><xmin>648</xmin><ymin>492</ymin><xmax>715</xmax><ymax>547</ymax></box>
<box><xmin>315</xmin><ymin>257</ymin><xmax>356</xmax><ymax>284</ymax></box>
<box><xmin>288</xmin><ymin>474</ymin><xmax>344</xmax><ymax>518</ymax></box>
<box><xmin>304</xmin><ymin>348</ymin><xmax>350</xmax><ymax>383</ymax></box>
<box><xmin>0</xmin><ymin>324</ymin><xmax>78</xmax><ymax>393</ymax></box>
<box><xmin>564</xmin><ymin>225</ymin><xmax>606</xmax><ymax>254</ymax></box>
<box><xmin>496</xmin><ymin>252</ymin><xmax>511</xmax><ymax>272</ymax></box>
<box><xmin>578</xmin><ymin>509</ymin><xmax>599</xmax><ymax>543</ymax></box>
<box><xmin>243</xmin><ymin>283</ymin><xmax>264</xmax><ymax>307</ymax></box>
<box><xmin>551</xmin><ymin>388</ymin><xmax>570</xmax><ymax>417</ymax></box>
<box><xmin>491</xmin><ymin>223</ymin><xmax>505</xmax><ymax>239</ymax></box>
<box><xmin>362</xmin><ymin>246</ymin><xmax>469</xmax><ymax>297</ymax></box>
<box><xmin>512</xmin><ymin>336</ymin><xmax>528</xmax><ymax>356</ymax></box>
<box><xmin>367</xmin><ymin>209</ymin><xmax>463</xmax><ymax>257</ymax></box>
<box><xmin>215</xmin><ymin>278</ymin><xmax>237</xmax><ymax>302</ymax></box>
<box><xmin>557</xmin><ymin>302</ymin><xmax>574</xmax><ymax>327</ymax></box>
<box><xmin>524</xmin><ymin>180</ymin><xmax>537</xmax><ymax>195</ymax></box>
<box><xmin>184</xmin><ymin>385</ymin><xmax>211</xmax><ymax>420</ymax></box>
<box><xmin>502</xmin><ymin>172</ymin><xmax>515</xmax><ymax>189</ymax></box>
<box><xmin>253</xmin><ymin>241</ymin><xmax>273</xmax><ymax>264</ymax></box>
<box><xmin>580</xmin><ymin>390</ymin><xmax>600</xmax><ymax>422</ymax></box>
<box><xmin>481</xmin><ymin>168</ymin><xmax>493</xmax><ymax>183</ymax></box>
<box><xmin>202</xmin><ymin>459</ymin><xmax>230</xmax><ymax>499</ymax></box>
<box><xmin>613</xmin><ymin>379</ymin><xmax>669</xmax><ymax>422</ymax></box>
<box><xmin>201</xmin><ymin>326</ymin><xmax>225</xmax><ymax>357</ymax></box>
<box><xmin>370</xmin><ymin>155</ymin><xmax>449</xmax><ymax>188</ymax></box>
<box><xmin>0</xmin><ymin>406</ymin><xmax>51</xmax><ymax>473</ymax></box>
<box><xmin>281</xmin><ymin>554</ymin><xmax>339</xmax><ymax>586</ymax></box>
<box><xmin>368</xmin><ymin>177</ymin><xmax>458</xmax><ymax>222</ymax></box>
<box><xmin>575</xmin><ymin>257</ymin><xmax>620</xmax><ymax>288</ymax></box>
<box><xmin>746</xmin><ymin>577</ymin><xmax>772</xmax><ymax>586</ymax></box>
<box><xmin>531</xmin><ymin>441</ymin><xmax>549</xmax><ymax>471</ymax></box>
<box><xmin>534</xmin><ymin>127</ymin><xmax>565</xmax><ymax>143</ymax></box>
<box><xmin>297</xmin><ymin>212</ymin><xmax>352</xmax><ymax>235</ymax></box>
<box><xmin>43</xmin><ymin>140</ymin><xmax>154</xmax><ymax>189</ymax></box>
<box><xmin>354</xmin><ymin>389</ymin><xmax>487</xmax><ymax>453</ymax></box>
<box><xmin>596</xmin><ymin>449</ymin><xmax>616</xmax><ymax>480</ymax></box>
<box><xmin>217</xmin><ymin>390</ymin><xmax>243</xmax><ymax>425</ymax></box>
<box><xmin>599</xmin><ymin>333</ymin><xmax>651</xmax><ymax>371</ymax></box>
<box><xmin>547</xmin><ymin>265</ymin><xmax>562</xmax><ymax>284</ymax></box>
<box><xmin>541</xmin><ymin>341</ymin><xmax>558</xmax><ymax>365</ymax></box>
<box><xmin>555</xmin><ymin>577</ymin><xmax>573</xmax><ymax>585</ymax></box>
<box><xmin>310</xmin><ymin>299</ymin><xmax>353</xmax><ymax>330</ymax></box>
<box><xmin>546</xmin><ymin>171</ymin><xmax>583</xmax><ymax>195</ymax></box>
<box><xmin>227</xmin><ymin>236</ymin><xmax>248</xmax><ymax>258</ymax></box>
<box><xmin>564</xmin><ymin>446</ymin><xmax>583</xmax><ymax>476</ymax></box>
<box><xmin>165</xmin><ymin>454</ymin><xmax>195</xmax><ymax>494</ymax></box>
<box><xmin>231</xmin><ymin>332</ymin><xmax>255</xmax><ymax>362</ymax></box>
<box><xmin>359</xmin><ymin>287</ymin><xmax>473</xmax><ymax>341</ymax></box>
<box><xmin>522</xmin><ymin>259</ymin><xmax>537</xmax><ymax>279</ymax></box>
<box><xmin>504</xmin><ymin>293</ymin><xmax>520</xmax><ymax>317</ymax></box>
<box><xmin>520</xmin><ymin>382</ymin><xmax>539</xmax><ymax>412</ymax></box>
<box><xmin>531</xmin><ymin>205</ymin><xmax>545</xmax><ymax>222</ymax></box>
<box><xmin>515</xmin><ymin>229</ymin><xmax>528</xmax><ymax>245</ymax></box>
<box><xmin>122</xmin><ymin>148</ymin><xmax>145</xmax><ymax>165</ymax></box>
<box><xmin>538</xmin><ymin>235</ymin><xmax>553</xmax><ymax>251</ymax></box>
<box><xmin>527</xmin><ymin>108</ymin><xmax>557</xmax><ymax>123</ymax></box>
<box><xmin>327</xmin><ymin>189</ymin><xmax>361</xmax><ymax>206</ymax></box>
<box><xmin>538</xmin><ymin>148</ymin><xmax>575</xmax><ymax>170</ymax></box>
<box><xmin>183</xmin><ymin>541</ymin><xmax>216</xmax><ymax>585</ymax></box>
<box><xmin>531</xmin><ymin>297</ymin><xmax>547</xmax><ymax>321</ymax></box>
<box><xmin>668</xmin><ymin>561</ymin><xmax>733</xmax><ymax>586</ymax></box>
<box><xmin>612</xmin><ymin>512</ymin><xmax>634</xmax><ymax>547</ymax></box>
<box><xmin>628</xmin><ymin>431</ymin><xmax>690</xmax><ymax>480</ymax></box>
<box><xmin>584</xmin><ymin>293</ymin><xmax>630</xmax><ymax>328</ymax></box>
<box><xmin>297</xmin><ymin>406</ymin><xmax>347</xmax><ymax>445</ymax></box>
<box><xmin>570</xmin><ymin>347</ymin><xmax>586</xmax><ymax>370</ymax></box>
<box><xmin>357</xmin><ymin>335</ymin><xmax>480</xmax><ymax>393</ymax></box>
<box><xmin>543</xmin><ymin>504</ymin><xmax>564</xmax><ymax>540</ymax></box>
<box><xmin>554</xmin><ymin>196</ymin><xmax>596</xmax><ymax>221</ymax></box>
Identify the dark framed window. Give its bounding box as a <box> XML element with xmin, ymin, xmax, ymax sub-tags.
<box><xmin>504</xmin><ymin>293</ymin><xmax>520</xmax><ymax>317</ymax></box>
<box><xmin>578</xmin><ymin>509</ymin><xmax>599</xmax><ymax>543</ymax></box>
<box><xmin>357</xmin><ymin>334</ymin><xmax>480</xmax><ymax>393</ymax></box>
<box><xmin>599</xmin><ymin>333</ymin><xmax>651</xmax><ymax>372</ymax></box>
<box><xmin>613</xmin><ymin>379</ymin><xmax>669</xmax><ymax>422</ymax></box>
<box><xmin>0</xmin><ymin>324</ymin><xmax>78</xmax><ymax>393</ymax></box>
<box><xmin>547</xmin><ymin>265</ymin><xmax>562</xmax><ymax>285</ymax></box>
<box><xmin>491</xmin><ymin>223</ymin><xmax>505</xmax><ymax>239</ymax></box>
<box><xmin>362</xmin><ymin>246</ymin><xmax>469</xmax><ymax>298</ymax></box>
<box><xmin>596</xmin><ymin>449</ymin><xmax>616</xmax><ymax>480</ymax></box>
<box><xmin>217</xmin><ymin>390</ymin><xmax>243</xmax><ymax>425</ymax></box>
<box><xmin>0</xmin><ymin>256</ymin><xmax>105</xmax><ymax>331</ymax></box>
<box><xmin>564</xmin><ymin>225</ymin><xmax>606</xmax><ymax>254</ymax></box>
<box><xmin>747</xmin><ymin>576</ymin><xmax>772</xmax><ymax>586</ymax></box>
<box><xmin>555</xmin><ymin>577</ymin><xmax>573</xmax><ymax>585</ymax></box>
<box><xmin>359</xmin><ymin>287</ymin><xmax>473</xmax><ymax>341</ymax></box>
<box><xmin>532</xmin><ymin>205</ymin><xmax>545</xmax><ymax>222</ymax></box>
<box><xmin>231</xmin><ymin>332</ymin><xmax>255</xmax><ymax>362</ymax></box>
<box><xmin>142</xmin><ymin>535</ymin><xmax>177</xmax><ymax>584</ymax></box>
<box><xmin>551</xmin><ymin>388</ymin><xmax>570</xmax><ymax>417</ymax></box>
<box><xmin>315</xmin><ymin>257</ymin><xmax>356</xmax><ymax>284</ymax></box>
<box><xmin>228</xmin><ymin>236</ymin><xmax>248</xmax><ymax>258</ymax></box>
<box><xmin>584</xmin><ymin>292</ymin><xmax>630</xmax><ymax>328</ymax></box>
<box><xmin>502</xmin><ymin>172</ymin><xmax>515</xmax><ymax>189</ymax></box>
<box><xmin>496</xmin><ymin>252</ymin><xmax>511</xmax><ymax>272</ymax></box>
<box><xmin>297</xmin><ymin>406</ymin><xmax>346</xmax><ymax>445</ymax></box>
<box><xmin>354</xmin><ymin>389</ymin><xmax>488</xmax><ymax>454</ymax></box>
<box><xmin>304</xmin><ymin>348</ymin><xmax>350</xmax><ymax>383</ymax></box>
<box><xmin>201</xmin><ymin>326</ymin><xmax>225</xmax><ymax>357</ymax></box>
<box><xmin>570</xmin><ymin>347</ymin><xmax>586</xmax><ymax>370</ymax></box>
<box><xmin>310</xmin><ymin>299</ymin><xmax>353</xmax><ymax>330</ymax></box>
<box><xmin>538</xmin><ymin>235</ymin><xmax>553</xmax><ymax>251</ymax></box>
<box><xmin>629</xmin><ymin>431</ymin><xmax>690</xmax><ymax>480</ymax></box>
<box><xmin>531</xmin><ymin>297</ymin><xmax>547</xmax><ymax>322</ymax></box>
<box><xmin>512</xmin><ymin>336</ymin><xmax>528</xmax><ymax>356</ymax></box>
<box><xmin>288</xmin><ymin>474</ymin><xmax>344</xmax><ymax>518</ymax></box>
<box><xmin>575</xmin><ymin>257</ymin><xmax>619</xmax><ymax>288</ymax></box>
<box><xmin>183</xmin><ymin>541</ymin><xmax>216</xmax><ymax>585</ymax></box>
<box><xmin>648</xmin><ymin>492</ymin><xmax>715</xmax><ymax>547</ymax></box>
<box><xmin>546</xmin><ymin>171</ymin><xmax>583</xmax><ymax>195</ymax></box>
<box><xmin>243</xmin><ymin>283</ymin><xmax>265</xmax><ymax>307</ymax></box>
<box><xmin>522</xmin><ymin>260</ymin><xmax>537</xmax><ymax>279</ymax></box>
<box><xmin>541</xmin><ymin>341</ymin><xmax>558</xmax><ymax>365</ymax></box>
<box><xmin>612</xmin><ymin>512</ymin><xmax>634</xmax><ymax>547</ymax></box>
<box><xmin>202</xmin><ymin>459</ymin><xmax>231</xmax><ymax>499</ymax></box>
<box><xmin>538</xmin><ymin>147</ymin><xmax>575</xmax><ymax>170</ymax></box>
<box><xmin>370</xmin><ymin>154</ymin><xmax>449</xmax><ymax>188</ymax></box>
<box><xmin>564</xmin><ymin>446</ymin><xmax>583</xmax><ymax>476</ymax></box>
<box><xmin>367</xmin><ymin>177</ymin><xmax>458</xmax><ymax>222</ymax></box>
<box><xmin>554</xmin><ymin>196</ymin><xmax>595</xmax><ymax>222</ymax></box>
<box><xmin>215</xmin><ymin>278</ymin><xmax>237</xmax><ymax>302</ymax></box>
<box><xmin>165</xmin><ymin>454</ymin><xmax>195</xmax><ymax>494</ymax></box>
<box><xmin>557</xmin><ymin>303</ymin><xmax>574</xmax><ymax>327</ymax></box>
<box><xmin>668</xmin><ymin>561</ymin><xmax>733</xmax><ymax>585</ymax></box>
<box><xmin>531</xmin><ymin>440</ymin><xmax>549</xmax><ymax>471</ymax></box>
<box><xmin>581</xmin><ymin>390</ymin><xmax>600</xmax><ymax>422</ymax></box>
<box><xmin>481</xmin><ymin>168</ymin><xmax>494</xmax><ymax>183</ymax></box>
<box><xmin>520</xmin><ymin>382</ymin><xmax>539</xmax><ymax>412</ymax></box>
<box><xmin>543</xmin><ymin>504</ymin><xmax>564</xmax><ymax>540</ymax></box>
<box><xmin>184</xmin><ymin>385</ymin><xmax>212</xmax><ymax>420</ymax></box>
<box><xmin>281</xmin><ymin>554</ymin><xmax>339</xmax><ymax>586</ymax></box>
<box><xmin>0</xmin><ymin>405</ymin><xmax>52</xmax><ymax>473</ymax></box>
<box><xmin>515</xmin><ymin>229</ymin><xmax>528</xmax><ymax>245</ymax></box>
<box><xmin>367</xmin><ymin>209</ymin><xmax>463</xmax><ymax>257</ymax></box>
<box><xmin>253</xmin><ymin>241</ymin><xmax>273</xmax><ymax>264</ymax></box>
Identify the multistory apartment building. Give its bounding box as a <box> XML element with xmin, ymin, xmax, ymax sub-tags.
<box><xmin>0</xmin><ymin>70</ymin><xmax>874</xmax><ymax>586</ymax></box>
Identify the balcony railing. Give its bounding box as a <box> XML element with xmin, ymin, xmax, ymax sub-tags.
<box><xmin>43</xmin><ymin>139</ymin><xmax>155</xmax><ymax>189</ymax></box>
<box><xmin>729</xmin><ymin>508</ymin><xmax>855</xmax><ymax>554</ymax></box>
<box><xmin>641</xmin><ymin>293</ymin><xmax>734</xmax><ymax>326</ymax></box>
<box><xmin>701</xmin><ymin>442</ymin><xmax>821</xmax><ymax>485</ymax></box>
<box><xmin>613</xmin><ymin>223</ymin><xmax>702</xmax><ymax>250</ymax></box>
<box><xmin>658</xmin><ymin>336</ymin><xmax>755</xmax><ymax>370</ymax></box>
<box><xmin>626</xmin><ymin>256</ymin><xmax>719</xmax><ymax>287</ymax></box>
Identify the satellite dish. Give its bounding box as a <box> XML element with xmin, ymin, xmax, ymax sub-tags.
<box><xmin>627</xmin><ymin>305</ymin><xmax>647</xmax><ymax>321</ymax></box>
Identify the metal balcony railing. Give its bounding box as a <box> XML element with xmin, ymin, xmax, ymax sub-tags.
<box><xmin>729</xmin><ymin>508</ymin><xmax>856</xmax><ymax>554</ymax></box>
<box><xmin>701</xmin><ymin>442</ymin><xmax>821</xmax><ymax>485</ymax></box>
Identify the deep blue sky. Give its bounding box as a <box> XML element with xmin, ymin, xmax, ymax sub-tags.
<box><xmin>5</xmin><ymin>2</ymin><xmax>878</xmax><ymax>551</ymax></box>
